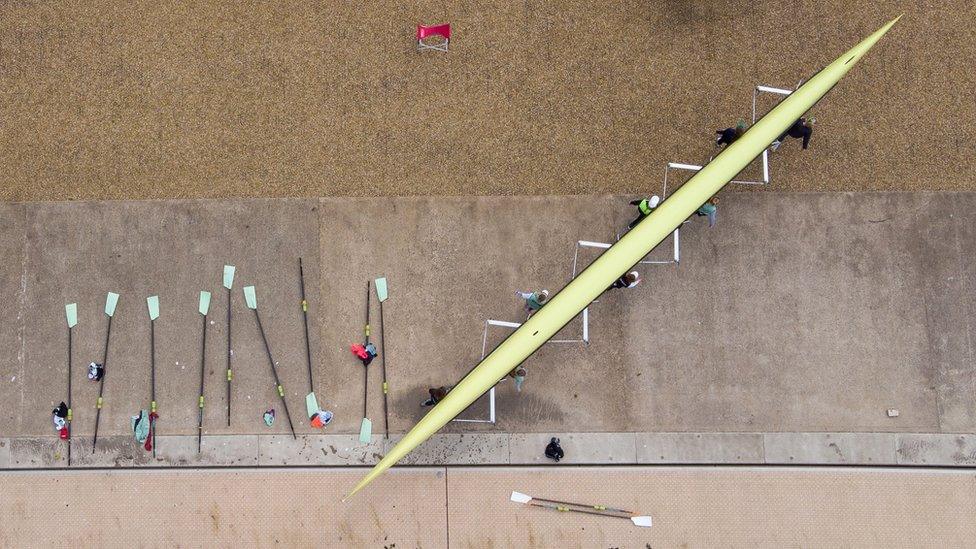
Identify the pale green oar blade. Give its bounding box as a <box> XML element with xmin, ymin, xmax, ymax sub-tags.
<box><xmin>223</xmin><ymin>265</ymin><xmax>236</xmax><ymax>289</ymax></box>
<box><xmin>105</xmin><ymin>292</ymin><xmax>120</xmax><ymax>317</ymax></box>
<box><xmin>243</xmin><ymin>286</ymin><xmax>257</xmax><ymax>309</ymax></box>
<box><xmin>65</xmin><ymin>303</ymin><xmax>78</xmax><ymax>328</ymax></box>
<box><xmin>374</xmin><ymin>277</ymin><xmax>388</xmax><ymax>302</ymax></box>
<box><xmin>305</xmin><ymin>393</ymin><xmax>319</xmax><ymax>419</ymax></box>
<box><xmin>631</xmin><ymin>516</ymin><xmax>653</xmax><ymax>528</ymax></box>
<box><xmin>198</xmin><ymin>291</ymin><xmax>212</xmax><ymax>315</ymax></box>
<box><xmin>510</xmin><ymin>491</ymin><xmax>532</xmax><ymax>504</ymax></box>
<box><xmin>359</xmin><ymin>418</ymin><xmax>372</xmax><ymax>443</ymax></box>
<box><xmin>147</xmin><ymin>295</ymin><xmax>160</xmax><ymax>320</ymax></box>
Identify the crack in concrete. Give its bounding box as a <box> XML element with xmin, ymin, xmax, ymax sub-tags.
<box><xmin>949</xmin><ymin>209</ymin><xmax>975</xmax><ymax>384</ymax></box>
<box><xmin>16</xmin><ymin>206</ymin><xmax>29</xmax><ymax>425</ymax></box>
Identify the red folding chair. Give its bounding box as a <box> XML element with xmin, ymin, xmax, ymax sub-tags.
<box><xmin>417</xmin><ymin>23</ymin><xmax>451</xmax><ymax>52</ymax></box>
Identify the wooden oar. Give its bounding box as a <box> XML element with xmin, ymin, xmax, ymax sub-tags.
<box><xmin>510</xmin><ymin>491</ymin><xmax>652</xmax><ymax>528</ymax></box>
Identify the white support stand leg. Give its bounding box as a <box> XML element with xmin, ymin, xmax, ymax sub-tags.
<box><xmin>751</xmin><ymin>83</ymin><xmax>794</xmax><ymax>186</ymax></box>
<box><xmin>665</xmin><ymin>83</ymin><xmax>793</xmax><ymax>196</ymax></box>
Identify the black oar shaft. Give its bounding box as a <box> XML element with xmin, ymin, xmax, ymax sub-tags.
<box><xmin>379</xmin><ymin>300</ymin><xmax>388</xmax><ymax>439</ymax></box>
<box><xmin>67</xmin><ymin>326</ymin><xmax>72</xmax><ymax>466</ymax></box>
<box><xmin>253</xmin><ymin>309</ymin><xmax>296</xmax><ymax>438</ymax></box>
<box><xmin>92</xmin><ymin>314</ymin><xmax>113</xmax><ymax>453</ymax></box>
<box><xmin>197</xmin><ymin>314</ymin><xmax>207</xmax><ymax>453</ymax></box>
<box><xmin>363</xmin><ymin>281</ymin><xmax>370</xmax><ymax>419</ymax></box>
<box><xmin>150</xmin><ymin>319</ymin><xmax>157</xmax><ymax>458</ymax></box>
<box><xmin>226</xmin><ymin>288</ymin><xmax>232</xmax><ymax>426</ymax></box>
<box><xmin>299</xmin><ymin>258</ymin><xmax>314</xmax><ymax>394</ymax></box>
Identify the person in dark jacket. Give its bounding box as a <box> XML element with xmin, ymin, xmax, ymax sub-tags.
<box><xmin>715</xmin><ymin>120</ymin><xmax>747</xmax><ymax>148</ymax></box>
<box><xmin>545</xmin><ymin>437</ymin><xmax>564</xmax><ymax>462</ymax></box>
<box><xmin>421</xmin><ymin>386</ymin><xmax>451</xmax><ymax>407</ymax></box>
<box><xmin>771</xmin><ymin>117</ymin><xmax>815</xmax><ymax>151</ymax></box>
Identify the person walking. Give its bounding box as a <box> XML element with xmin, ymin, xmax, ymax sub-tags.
<box><xmin>715</xmin><ymin>120</ymin><xmax>747</xmax><ymax>148</ymax></box>
<box><xmin>515</xmin><ymin>290</ymin><xmax>549</xmax><ymax>317</ymax></box>
<box><xmin>608</xmin><ymin>271</ymin><xmax>641</xmax><ymax>291</ymax></box>
<box><xmin>421</xmin><ymin>386</ymin><xmax>451</xmax><ymax>407</ymax></box>
<box><xmin>696</xmin><ymin>197</ymin><xmax>718</xmax><ymax>228</ymax></box>
<box><xmin>628</xmin><ymin>195</ymin><xmax>660</xmax><ymax>229</ymax></box>
<box><xmin>544</xmin><ymin>437</ymin><xmax>564</xmax><ymax>462</ymax></box>
<box><xmin>771</xmin><ymin>117</ymin><xmax>815</xmax><ymax>151</ymax></box>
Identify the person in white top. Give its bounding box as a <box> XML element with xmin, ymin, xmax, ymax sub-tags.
<box><xmin>608</xmin><ymin>271</ymin><xmax>641</xmax><ymax>291</ymax></box>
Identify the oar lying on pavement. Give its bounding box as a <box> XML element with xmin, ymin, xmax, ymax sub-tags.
<box><xmin>146</xmin><ymin>295</ymin><xmax>160</xmax><ymax>457</ymax></box>
<box><xmin>375</xmin><ymin>277</ymin><xmax>390</xmax><ymax>439</ymax></box>
<box><xmin>223</xmin><ymin>265</ymin><xmax>235</xmax><ymax>427</ymax></box>
<box><xmin>64</xmin><ymin>303</ymin><xmax>78</xmax><ymax>465</ymax></box>
<box><xmin>244</xmin><ymin>285</ymin><xmax>297</xmax><ymax>439</ymax></box>
<box><xmin>510</xmin><ymin>491</ymin><xmax>652</xmax><ymax>528</ymax></box>
<box><xmin>92</xmin><ymin>292</ymin><xmax>119</xmax><ymax>453</ymax></box>
<box><xmin>196</xmin><ymin>291</ymin><xmax>211</xmax><ymax>453</ymax></box>
<box><xmin>298</xmin><ymin>258</ymin><xmax>318</xmax><ymax>417</ymax></box>
<box><xmin>358</xmin><ymin>280</ymin><xmax>372</xmax><ymax>443</ymax></box>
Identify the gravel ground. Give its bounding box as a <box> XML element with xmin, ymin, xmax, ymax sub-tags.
<box><xmin>0</xmin><ymin>1</ymin><xmax>972</xmax><ymax>201</ymax></box>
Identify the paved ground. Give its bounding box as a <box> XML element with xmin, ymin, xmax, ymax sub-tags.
<box><xmin>6</xmin><ymin>431</ymin><xmax>975</xmax><ymax>469</ymax></box>
<box><xmin>0</xmin><ymin>1</ymin><xmax>974</xmax><ymax>201</ymax></box>
<box><xmin>1</xmin><ymin>193</ymin><xmax>974</xmax><ymax>453</ymax></box>
<box><xmin>1</xmin><ymin>466</ymin><xmax>973</xmax><ymax>547</ymax></box>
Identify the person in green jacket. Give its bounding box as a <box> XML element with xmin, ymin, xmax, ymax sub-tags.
<box><xmin>515</xmin><ymin>290</ymin><xmax>549</xmax><ymax>317</ymax></box>
<box><xmin>696</xmin><ymin>197</ymin><xmax>718</xmax><ymax>228</ymax></box>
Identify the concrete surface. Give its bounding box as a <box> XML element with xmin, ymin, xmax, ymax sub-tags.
<box><xmin>1</xmin><ymin>466</ymin><xmax>974</xmax><ymax>548</ymax></box>
<box><xmin>897</xmin><ymin>434</ymin><xmax>976</xmax><ymax>466</ymax></box>
<box><xmin>6</xmin><ymin>431</ymin><xmax>976</xmax><ymax>469</ymax></box>
<box><xmin>637</xmin><ymin>432</ymin><xmax>764</xmax><ymax>463</ymax></box>
<box><xmin>762</xmin><ymin>432</ymin><xmax>896</xmax><ymax>464</ymax></box>
<box><xmin>1</xmin><ymin>193</ymin><xmax>975</xmax><ymax>468</ymax></box>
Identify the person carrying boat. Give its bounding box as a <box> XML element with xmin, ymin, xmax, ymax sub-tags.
<box><xmin>771</xmin><ymin>117</ymin><xmax>815</xmax><ymax>151</ymax></box>
<box><xmin>421</xmin><ymin>386</ymin><xmax>451</xmax><ymax>407</ymax></box>
<box><xmin>628</xmin><ymin>195</ymin><xmax>660</xmax><ymax>229</ymax></box>
<box><xmin>715</xmin><ymin>119</ymin><xmax>747</xmax><ymax>148</ymax></box>
<box><xmin>696</xmin><ymin>197</ymin><xmax>718</xmax><ymax>228</ymax></box>
<box><xmin>515</xmin><ymin>290</ymin><xmax>549</xmax><ymax>317</ymax></box>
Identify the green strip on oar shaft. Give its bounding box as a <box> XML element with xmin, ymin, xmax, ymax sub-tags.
<box><xmin>223</xmin><ymin>265</ymin><xmax>235</xmax><ymax>427</ymax></box>
<box><xmin>65</xmin><ymin>303</ymin><xmax>77</xmax><ymax>466</ymax></box>
<box><xmin>197</xmin><ymin>291</ymin><xmax>211</xmax><ymax>453</ymax></box>
<box><xmin>244</xmin><ymin>286</ymin><xmax>297</xmax><ymax>439</ymax></box>
<box><xmin>92</xmin><ymin>292</ymin><xmax>119</xmax><ymax>453</ymax></box>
